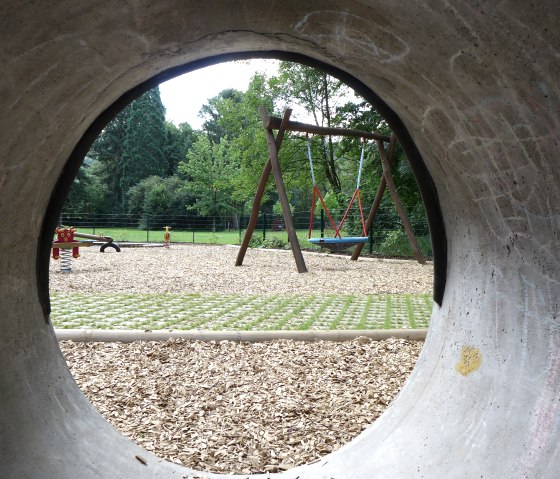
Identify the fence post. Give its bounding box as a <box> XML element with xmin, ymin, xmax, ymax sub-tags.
<box><xmin>262</xmin><ymin>212</ymin><xmax>266</xmax><ymax>240</ymax></box>
<box><xmin>92</xmin><ymin>213</ymin><xmax>96</xmax><ymax>235</ymax></box>
<box><xmin>147</xmin><ymin>216</ymin><xmax>150</xmax><ymax>243</ymax></box>
<box><xmin>320</xmin><ymin>209</ymin><xmax>325</xmax><ymax>238</ymax></box>
<box><xmin>239</xmin><ymin>214</ymin><xmax>243</xmax><ymax>244</ymax></box>
<box><xmin>192</xmin><ymin>231</ymin><xmax>195</xmax><ymax>244</ymax></box>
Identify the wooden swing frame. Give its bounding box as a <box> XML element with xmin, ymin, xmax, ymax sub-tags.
<box><xmin>235</xmin><ymin>107</ymin><xmax>425</xmax><ymax>273</ymax></box>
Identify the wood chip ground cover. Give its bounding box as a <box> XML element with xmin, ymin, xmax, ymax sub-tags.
<box><xmin>60</xmin><ymin>337</ymin><xmax>423</xmax><ymax>475</ymax></box>
<box><xmin>51</xmin><ymin>244</ymin><xmax>432</xmax><ymax>475</ymax></box>
<box><xmin>49</xmin><ymin>244</ymin><xmax>432</xmax><ymax>296</ymax></box>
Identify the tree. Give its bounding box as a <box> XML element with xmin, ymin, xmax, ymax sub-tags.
<box><xmin>199</xmin><ymin>88</ymin><xmax>243</xmax><ymax>144</ymax></box>
<box><xmin>87</xmin><ymin>104</ymin><xmax>131</xmax><ymax>212</ymax></box>
<box><xmin>163</xmin><ymin>121</ymin><xmax>198</xmax><ymax>176</ymax></box>
<box><xmin>178</xmin><ymin>135</ymin><xmax>236</xmax><ymax>232</ymax></box>
<box><xmin>337</xmin><ymin>99</ymin><xmax>428</xmax><ymax>237</ymax></box>
<box><xmin>274</xmin><ymin>62</ymin><xmax>353</xmax><ymax>194</ymax></box>
<box><xmin>85</xmin><ymin>87</ymin><xmax>172</xmax><ymax>213</ymax></box>
<box><xmin>64</xmin><ymin>157</ymin><xmax>111</xmax><ymax>214</ymax></box>
<box><xmin>120</xmin><ymin>87</ymin><xmax>167</xmax><ymax>209</ymax></box>
<box><xmin>194</xmin><ymin>74</ymin><xmax>286</xmax><ymax>217</ymax></box>
<box><xmin>126</xmin><ymin>175</ymin><xmax>193</xmax><ymax>228</ymax></box>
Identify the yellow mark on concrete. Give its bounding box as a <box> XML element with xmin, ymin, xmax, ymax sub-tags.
<box><xmin>455</xmin><ymin>345</ymin><xmax>482</xmax><ymax>376</ymax></box>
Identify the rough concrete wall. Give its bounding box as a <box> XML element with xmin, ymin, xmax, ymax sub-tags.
<box><xmin>0</xmin><ymin>1</ymin><xmax>559</xmax><ymax>478</ymax></box>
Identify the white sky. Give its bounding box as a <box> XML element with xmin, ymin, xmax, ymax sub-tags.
<box><xmin>159</xmin><ymin>59</ymin><xmax>280</xmax><ymax>129</ymax></box>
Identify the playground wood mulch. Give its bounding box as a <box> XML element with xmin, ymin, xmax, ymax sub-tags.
<box><xmin>49</xmin><ymin>243</ymin><xmax>433</xmax><ymax>296</ymax></box>
<box><xmin>52</xmin><ymin>244</ymin><xmax>431</xmax><ymax>475</ymax></box>
<box><xmin>60</xmin><ymin>336</ymin><xmax>422</xmax><ymax>475</ymax></box>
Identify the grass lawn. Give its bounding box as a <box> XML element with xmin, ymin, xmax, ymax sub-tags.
<box><xmin>62</xmin><ymin>227</ymin><xmax>313</xmax><ymax>245</ymax></box>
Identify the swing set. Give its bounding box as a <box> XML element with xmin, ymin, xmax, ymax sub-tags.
<box><xmin>236</xmin><ymin>107</ymin><xmax>425</xmax><ymax>273</ymax></box>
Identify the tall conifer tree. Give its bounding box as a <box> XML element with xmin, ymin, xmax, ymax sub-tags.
<box><xmin>120</xmin><ymin>87</ymin><xmax>167</xmax><ymax>210</ymax></box>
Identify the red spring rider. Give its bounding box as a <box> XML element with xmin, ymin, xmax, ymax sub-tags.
<box><xmin>52</xmin><ymin>227</ymin><xmax>80</xmax><ymax>260</ymax></box>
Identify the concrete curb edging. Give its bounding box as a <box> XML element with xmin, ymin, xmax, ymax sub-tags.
<box><xmin>54</xmin><ymin>328</ymin><xmax>428</xmax><ymax>343</ymax></box>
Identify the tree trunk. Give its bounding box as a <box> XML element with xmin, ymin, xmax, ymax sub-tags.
<box><xmin>231</xmin><ymin>212</ymin><xmax>239</xmax><ymax>230</ymax></box>
<box><xmin>321</xmin><ymin>74</ymin><xmax>341</xmax><ymax>194</ymax></box>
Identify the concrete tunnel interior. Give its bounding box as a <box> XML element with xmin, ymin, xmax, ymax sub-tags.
<box><xmin>1</xmin><ymin>2</ymin><xmax>559</xmax><ymax>478</ymax></box>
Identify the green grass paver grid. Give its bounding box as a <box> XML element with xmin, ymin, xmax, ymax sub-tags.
<box><xmin>50</xmin><ymin>292</ymin><xmax>432</xmax><ymax>330</ymax></box>
<box><xmin>264</xmin><ymin>295</ymin><xmax>319</xmax><ymax>330</ymax></box>
<box><xmin>210</xmin><ymin>296</ymin><xmax>274</xmax><ymax>330</ymax></box>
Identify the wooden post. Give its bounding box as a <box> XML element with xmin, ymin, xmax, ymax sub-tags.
<box><xmin>235</xmin><ymin>109</ymin><xmax>292</xmax><ymax>266</ymax></box>
<box><xmin>376</xmin><ymin>139</ymin><xmax>426</xmax><ymax>264</ymax></box>
<box><xmin>351</xmin><ymin>133</ymin><xmax>397</xmax><ymax>261</ymax></box>
<box><xmin>260</xmin><ymin>107</ymin><xmax>308</xmax><ymax>273</ymax></box>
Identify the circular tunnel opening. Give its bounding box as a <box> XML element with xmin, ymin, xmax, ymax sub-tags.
<box><xmin>41</xmin><ymin>53</ymin><xmax>445</xmax><ymax>475</ymax></box>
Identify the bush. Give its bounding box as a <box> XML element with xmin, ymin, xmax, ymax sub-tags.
<box><xmin>242</xmin><ymin>230</ymin><xmax>288</xmax><ymax>250</ymax></box>
<box><xmin>379</xmin><ymin>230</ymin><xmax>412</xmax><ymax>257</ymax></box>
<box><xmin>417</xmin><ymin>236</ymin><xmax>433</xmax><ymax>257</ymax></box>
<box><xmin>379</xmin><ymin>230</ymin><xmax>432</xmax><ymax>258</ymax></box>
<box><xmin>245</xmin><ymin>231</ymin><xmax>262</xmax><ymax>247</ymax></box>
<box><xmin>261</xmin><ymin>236</ymin><xmax>288</xmax><ymax>249</ymax></box>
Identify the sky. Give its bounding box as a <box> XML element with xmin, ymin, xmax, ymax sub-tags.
<box><xmin>159</xmin><ymin>59</ymin><xmax>279</xmax><ymax>130</ymax></box>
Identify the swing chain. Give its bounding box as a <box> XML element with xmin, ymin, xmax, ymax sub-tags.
<box><xmin>307</xmin><ymin>137</ymin><xmax>369</xmax><ymax>240</ymax></box>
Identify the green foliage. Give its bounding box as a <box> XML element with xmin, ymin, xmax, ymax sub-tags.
<box><xmin>245</xmin><ymin>232</ymin><xmax>288</xmax><ymax>250</ymax></box>
<box><xmin>64</xmin><ymin>157</ymin><xmax>111</xmax><ymax>214</ymax></box>
<box><xmin>272</xmin><ymin>200</ymin><xmax>294</xmax><ymax>216</ymax></box>
<box><xmin>82</xmin><ymin>87</ymin><xmax>192</xmax><ymax>214</ymax></box>
<box><xmin>201</xmin><ymin>74</ymin><xmax>279</xmax><ymax>210</ymax></box>
<box><xmin>261</xmin><ymin>236</ymin><xmax>288</xmax><ymax>249</ymax></box>
<box><xmin>379</xmin><ymin>230</ymin><xmax>412</xmax><ymax>257</ymax></box>
<box><xmin>377</xmin><ymin>230</ymin><xmax>432</xmax><ymax>258</ymax></box>
<box><xmin>246</xmin><ymin>232</ymin><xmax>262</xmax><ymax>247</ymax></box>
<box><xmin>86</xmin><ymin>104</ymin><xmax>131</xmax><ymax>211</ymax></box>
<box><xmin>179</xmin><ymin>135</ymin><xmax>236</xmax><ymax>230</ymax></box>
<box><xmin>315</xmin><ymin>190</ymin><xmax>342</xmax><ymax>213</ymax></box>
<box><xmin>164</xmin><ymin>121</ymin><xmax>198</xmax><ymax>175</ymax></box>
<box><xmin>199</xmin><ymin>88</ymin><xmax>244</xmax><ymax>144</ymax></box>
<box><xmin>120</xmin><ymin>87</ymin><xmax>167</xmax><ymax>207</ymax></box>
<box><xmin>276</xmin><ymin>62</ymin><xmax>354</xmax><ymax>194</ymax></box>
<box><xmin>67</xmin><ymin>60</ymin><xmax>430</xmax><ymax>251</ymax></box>
<box><xmin>417</xmin><ymin>236</ymin><xmax>433</xmax><ymax>257</ymax></box>
<box><xmin>126</xmin><ymin>175</ymin><xmax>192</xmax><ymax>228</ymax></box>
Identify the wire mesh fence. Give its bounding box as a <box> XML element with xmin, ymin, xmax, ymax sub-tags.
<box><xmin>60</xmin><ymin>208</ymin><xmax>432</xmax><ymax>259</ymax></box>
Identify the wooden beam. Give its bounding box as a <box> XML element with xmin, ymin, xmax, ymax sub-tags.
<box><xmin>51</xmin><ymin>241</ymin><xmax>94</xmax><ymax>248</ymax></box>
<box><xmin>260</xmin><ymin>107</ymin><xmax>308</xmax><ymax>273</ymax></box>
<box><xmin>351</xmin><ymin>133</ymin><xmax>398</xmax><ymax>261</ymax></box>
<box><xmin>236</xmin><ymin>109</ymin><xmax>292</xmax><ymax>266</ymax></box>
<box><xmin>376</xmin><ymin>139</ymin><xmax>426</xmax><ymax>265</ymax></box>
<box><xmin>265</xmin><ymin>116</ymin><xmax>391</xmax><ymax>142</ymax></box>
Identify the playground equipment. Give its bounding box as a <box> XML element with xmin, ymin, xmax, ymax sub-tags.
<box><xmin>163</xmin><ymin>226</ymin><xmax>171</xmax><ymax>247</ymax></box>
<box><xmin>51</xmin><ymin>227</ymin><xmax>121</xmax><ymax>272</ymax></box>
<box><xmin>306</xmin><ymin>137</ymin><xmax>368</xmax><ymax>251</ymax></box>
<box><xmin>52</xmin><ymin>227</ymin><xmax>85</xmax><ymax>260</ymax></box>
<box><xmin>237</xmin><ymin>107</ymin><xmax>425</xmax><ymax>267</ymax></box>
<box><xmin>74</xmin><ymin>231</ymin><xmax>121</xmax><ymax>253</ymax></box>
<box><xmin>2</xmin><ymin>2</ymin><xmax>559</xmax><ymax>478</ymax></box>
<box><xmin>52</xmin><ymin>227</ymin><xmax>120</xmax><ymax>255</ymax></box>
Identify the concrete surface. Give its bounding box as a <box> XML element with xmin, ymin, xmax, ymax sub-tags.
<box><xmin>54</xmin><ymin>328</ymin><xmax>428</xmax><ymax>343</ymax></box>
<box><xmin>1</xmin><ymin>1</ymin><xmax>559</xmax><ymax>478</ymax></box>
